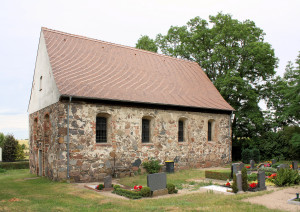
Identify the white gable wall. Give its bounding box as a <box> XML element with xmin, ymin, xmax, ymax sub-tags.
<box><xmin>28</xmin><ymin>31</ymin><xmax>60</xmax><ymax>114</ymax></box>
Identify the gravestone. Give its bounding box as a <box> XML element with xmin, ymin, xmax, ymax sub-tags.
<box><xmin>132</xmin><ymin>158</ymin><xmax>142</xmax><ymax>167</ymax></box>
<box><xmin>239</xmin><ymin>163</ymin><xmax>244</xmax><ymax>171</ymax></box>
<box><xmin>147</xmin><ymin>173</ymin><xmax>168</xmax><ymax>196</ymax></box>
<box><xmin>292</xmin><ymin>161</ymin><xmax>298</xmax><ymax>170</ymax></box>
<box><xmin>271</xmin><ymin>159</ymin><xmax>277</xmax><ymax>165</ymax></box>
<box><xmin>147</xmin><ymin>173</ymin><xmax>167</xmax><ymax>191</ymax></box>
<box><xmin>174</xmin><ymin>156</ymin><xmax>180</xmax><ymax>163</ymax></box>
<box><xmin>236</xmin><ymin>172</ymin><xmax>243</xmax><ymax>192</ymax></box>
<box><xmin>231</xmin><ymin>163</ymin><xmax>239</xmax><ymax>178</ymax></box>
<box><xmin>277</xmin><ymin>164</ymin><xmax>289</xmax><ymax>170</ymax></box>
<box><xmin>104</xmin><ymin>175</ymin><xmax>112</xmax><ymax>188</ymax></box>
<box><xmin>0</xmin><ymin>147</ymin><xmax>2</xmax><ymax>162</ymax></box>
<box><xmin>257</xmin><ymin>171</ymin><xmax>266</xmax><ymax>190</ymax></box>
<box><xmin>250</xmin><ymin>160</ymin><xmax>255</xmax><ymax>169</ymax></box>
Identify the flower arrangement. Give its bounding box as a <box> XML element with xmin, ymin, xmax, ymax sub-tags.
<box><xmin>264</xmin><ymin>163</ymin><xmax>271</xmax><ymax>167</ymax></box>
<box><xmin>225</xmin><ymin>182</ymin><xmax>231</xmax><ymax>187</ymax></box>
<box><xmin>133</xmin><ymin>185</ymin><xmax>143</xmax><ymax>191</ymax></box>
<box><xmin>96</xmin><ymin>184</ymin><xmax>104</xmax><ymax>190</ymax></box>
<box><xmin>249</xmin><ymin>183</ymin><xmax>257</xmax><ymax>188</ymax></box>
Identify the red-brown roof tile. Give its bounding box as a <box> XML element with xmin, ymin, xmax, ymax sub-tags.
<box><xmin>42</xmin><ymin>27</ymin><xmax>234</xmax><ymax>111</ymax></box>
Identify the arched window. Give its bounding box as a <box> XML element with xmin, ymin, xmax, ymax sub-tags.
<box><xmin>208</xmin><ymin>120</ymin><xmax>214</xmax><ymax>141</ymax></box>
<box><xmin>33</xmin><ymin>118</ymin><xmax>38</xmax><ymax>142</ymax></box>
<box><xmin>142</xmin><ymin>118</ymin><xmax>150</xmax><ymax>143</ymax></box>
<box><xmin>96</xmin><ymin>116</ymin><xmax>107</xmax><ymax>143</ymax></box>
<box><xmin>178</xmin><ymin>120</ymin><xmax>184</xmax><ymax>142</ymax></box>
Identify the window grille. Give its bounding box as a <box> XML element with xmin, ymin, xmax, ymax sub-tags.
<box><xmin>142</xmin><ymin>119</ymin><xmax>150</xmax><ymax>143</ymax></box>
<box><xmin>96</xmin><ymin>117</ymin><xmax>107</xmax><ymax>143</ymax></box>
<box><xmin>178</xmin><ymin>120</ymin><xmax>184</xmax><ymax>142</ymax></box>
<box><xmin>208</xmin><ymin>121</ymin><xmax>212</xmax><ymax>141</ymax></box>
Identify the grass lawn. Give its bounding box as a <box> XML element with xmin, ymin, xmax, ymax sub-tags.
<box><xmin>119</xmin><ymin>168</ymin><xmax>206</xmax><ymax>188</ymax></box>
<box><xmin>0</xmin><ymin>169</ymin><xmax>283</xmax><ymax>212</ymax></box>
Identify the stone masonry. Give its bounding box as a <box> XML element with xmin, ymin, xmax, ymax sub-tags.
<box><xmin>29</xmin><ymin>101</ymin><xmax>232</xmax><ymax>182</ymax></box>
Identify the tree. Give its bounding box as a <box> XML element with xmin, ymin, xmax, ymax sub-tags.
<box><xmin>263</xmin><ymin>52</ymin><xmax>300</xmax><ymax>129</ymax></box>
<box><xmin>2</xmin><ymin>134</ymin><xmax>18</xmax><ymax>162</ymax></box>
<box><xmin>0</xmin><ymin>132</ymin><xmax>4</xmax><ymax>148</ymax></box>
<box><xmin>135</xmin><ymin>35</ymin><xmax>158</xmax><ymax>53</ymax></box>
<box><xmin>136</xmin><ymin>12</ymin><xmax>278</xmax><ymax>143</ymax></box>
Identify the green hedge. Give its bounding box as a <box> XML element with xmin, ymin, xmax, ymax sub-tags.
<box><xmin>113</xmin><ymin>188</ymin><xmax>143</xmax><ymax>199</ymax></box>
<box><xmin>205</xmin><ymin>170</ymin><xmax>231</xmax><ymax>180</ymax></box>
<box><xmin>0</xmin><ymin>161</ymin><xmax>29</xmax><ymax>170</ymax></box>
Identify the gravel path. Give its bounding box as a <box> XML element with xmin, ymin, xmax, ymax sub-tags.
<box><xmin>243</xmin><ymin>186</ymin><xmax>300</xmax><ymax>212</ymax></box>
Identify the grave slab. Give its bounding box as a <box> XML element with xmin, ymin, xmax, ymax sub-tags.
<box><xmin>292</xmin><ymin>161</ymin><xmax>298</xmax><ymax>170</ymax></box>
<box><xmin>147</xmin><ymin>173</ymin><xmax>167</xmax><ymax>191</ymax></box>
<box><xmin>257</xmin><ymin>171</ymin><xmax>266</xmax><ymax>191</ymax></box>
<box><xmin>104</xmin><ymin>175</ymin><xmax>112</xmax><ymax>188</ymax></box>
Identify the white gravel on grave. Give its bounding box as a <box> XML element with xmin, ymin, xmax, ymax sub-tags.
<box><xmin>201</xmin><ymin>185</ymin><xmax>232</xmax><ymax>193</ymax></box>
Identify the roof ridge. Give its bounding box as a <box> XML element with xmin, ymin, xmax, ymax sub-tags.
<box><xmin>41</xmin><ymin>27</ymin><xmax>197</xmax><ymax>65</ymax></box>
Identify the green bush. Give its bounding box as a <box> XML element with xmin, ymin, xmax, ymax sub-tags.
<box><xmin>15</xmin><ymin>143</ymin><xmax>25</xmax><ymax>161</ymax></box>
<box><xmin>205</xmin><ymin>170</ymin><xmax>231</xmax><ymax>180</ymax></box>
<box><xmin>166</xmin><ymin>183</ymin><xmax>178</xmax><ymax>194</ymax></box>
<box><xmin>265</xmin><ymin>172</ymin><xmax>272</xmax><ymax>176</ymax></box>
<box><xmin>241</xmin><ymin>168</ymin><xmax>248</xmax><ymax>192</ymax></box>
<box><xmin>0</xmin><ymin>168</ymin><xmax>7</xmax><ymax>173</ymax></box>
<box><xmin>252</xmin><ymin>148</ymin><xmax>260</xmax><ymax>163</ymax></box>
<box><xmin>272</xmin><ymin>168</ymin><xmax>300</xmax><ymax>187</ymax></box>
<box><xmin>112</xmin><ymin>188</ymin><xmax>142</xmax><ymax>199</ymax></box>
<box><xmin>0</xmin><ymin>161</ymin><xmax>29</xmax><ymax>170</ymax></box>
<box><xmin>259</xmin><ymin>166</ymin><xmax>277</xmax><ymax>173</ymax></box>
<box><xmin>232</xmin><ymin>174</ymin><xmax>238</xmax><ymax>193</ymax></box>
<box><xmin>271</xmin><ymin>162</ymin><xmax>281</xmax><ymax>169</ymax></box>
<box><xmin>247</xmin><ymin>173</ymin><xmax>257</xmax><ymax>181</ymax></box>
<box><xmin>142</xmin><ymin>159</ymin><xmax>162</xmax><ymax>174</ymax></box>
<box><xmin>140</xmin><ymin>187</ymin><xmax>151</xmax><ymax>197</ymax></box>
<box><xmin>113</xmin><ymin>185</ymin><xmax>121</xmax><ymax>190</ymax></box>
<box><xmin>2</xmin><ymin>134</ymin><xmax>18</xmax><ymax>162</ymax></box>
<box><xmin>241</xmin><ymin>148</ymin><xmax>252</xmax><ymax>164</ymax></box>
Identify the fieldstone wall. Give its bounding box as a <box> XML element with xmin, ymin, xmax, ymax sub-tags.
<box><xmin>29</xmin><ymin>101</ymin><xmax>232</xmax><ymax>182</ymax></box>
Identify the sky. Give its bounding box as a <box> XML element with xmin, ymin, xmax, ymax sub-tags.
<box><xmin>0</xmin><ymin>0</ymin><xmax>299</xmax><ymax>139</ymax></box>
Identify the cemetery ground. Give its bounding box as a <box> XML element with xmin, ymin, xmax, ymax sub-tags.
<box><xmin>1</xmin><ymin>168</ymin><xmax>299</xmax><ymax>212</ymax></box>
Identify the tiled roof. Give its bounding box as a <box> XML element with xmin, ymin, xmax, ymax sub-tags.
<box><xmin>42</xmin><ymin>28</ymin><xmax>234</xmax><ymax>111</ymax></box>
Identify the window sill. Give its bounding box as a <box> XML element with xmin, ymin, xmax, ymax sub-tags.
<box><xmin>141</xmin><ymin>143</ymin><xmax>153</xmax><ymax>146</ymax></box>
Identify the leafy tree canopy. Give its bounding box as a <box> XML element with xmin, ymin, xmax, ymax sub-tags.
<box><xmin>263</xmin><ymin>52</ymin><xmax>300</xmax><ymax>129</ymax></box>
<box><xmin>136</xmin><ymin>12</ymin><xmax>278</xmax><ymax>141</ymax></box>
<box><xmin>136</xmin><ymin>35</ymin><xmax>158</xmax><ymax>53</ymax></box>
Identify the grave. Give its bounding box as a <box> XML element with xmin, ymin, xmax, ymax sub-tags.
<box><xmin>147</xmin><ymin>173</ymin><xmax>168</xmax><ymax>196</ymax></box>
<box><xmin>250</xmin><ymin>160</ymin><xmax>255</xmax><ymax>169</ymax></box>
<box><xmin>292</xmin><ymin>161</ymin><xmax>298</xmax><ymax>170</ymax></box>
<box><xmin>257</xmin><ymin>171</ymin><xmax>266</xmax><ymax>191</ymax></box>
<box><xmin>231</xmin><ymin>163</ymin><xmax>240</xmax><ymax>178</ymax></box>
<box><xmin>104</xmin><ymin>175</ymin><xmax>112</xmax><ymax>188</ymax></box>
<box><xmin>236</xmin><ymin>172</ymin><xmax>243</xmax><ymax>192</ymax></box>
<box><xmin>277</xmin><ymin>164</ymin><xmax>289</xmax><ymax>170</ymax></box>
<box><xmin>271</xmin><ymin>159</ymin><xmax>277</xmax><ymax>165</ymax></box>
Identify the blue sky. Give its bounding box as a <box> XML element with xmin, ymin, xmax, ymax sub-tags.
<box><xmin>0</xmin><ymin>0</ymin><xmax>299</xmax><ymax>139</ymax></box>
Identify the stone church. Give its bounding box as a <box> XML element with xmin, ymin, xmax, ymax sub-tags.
<box><xmin>28</xmin><ymin>28</ymin><xmax>234</xmax><ymax>182</ymax></box>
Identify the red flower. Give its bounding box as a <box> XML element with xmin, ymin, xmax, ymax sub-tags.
<box><xmin>246</xmin><ymin>166</ymin><xmax>250</xmax><ymax>169</ymax></box>
<box><xmin>270</xmin><ymin>173</ymin><xmax>277</xmax><ymax>179</ymax></box>
<box><xmin>249</xmin><ymin>183</ymin><xmax>257</xmax><ymax>188</ymax></box>
<box><xmin>139</xmin><ymin>186</ymin><xmax>143</xmax><ymax>189</ymax></box>
<box><xmin>134</xmin><ymin>185</ymin><xmax>138</xmax><ymax>189</ymax></box>
<box><xmin>226</xmin><ymin>182</ymin><xmax>230</xmax><ymax>187</ymax></box>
